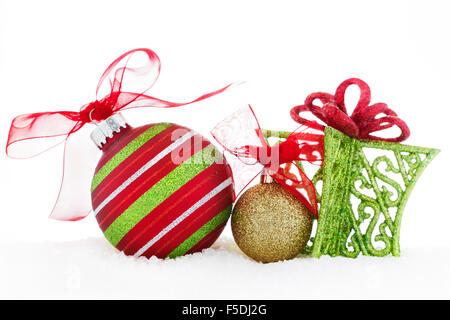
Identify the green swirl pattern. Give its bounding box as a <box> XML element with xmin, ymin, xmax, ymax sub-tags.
<box><xmin>263</xmin><ymin>127</ymin><xmax>439</xmax><ymax>258</ymax></box>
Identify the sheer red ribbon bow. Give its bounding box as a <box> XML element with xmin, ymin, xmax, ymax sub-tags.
<box><xmin>6</xmin><ymin>48</ymin><xmax>233</xmax><ymax>221</ymax></box>
<box><xmin>211</xmin><ymin>106</ymin><xmax>324</xmax><ymax>217</ymax></box>
<box><xmin>290</xmin><ymin>78</ymin><xmax>410</xmax><ymax>142</ymax></box>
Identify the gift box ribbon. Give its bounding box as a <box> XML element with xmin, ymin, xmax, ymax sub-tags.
<box><xmin>290</xmin><ymin>78</ymin><xmax>410</xmax><ymax>142</ymax></box>
<box><xmin>6</xmin><ymin>48</ymin><xmax>233</xmax><ymax>221</ymax></box>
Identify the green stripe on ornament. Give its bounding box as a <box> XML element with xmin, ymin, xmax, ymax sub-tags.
<box><xmin>91</xmin><ymin>123</ymin><xmax>172</xmax><ymax>192</ymax></box>
<box><xmin>168</xmin><ymin>205</ymin><xmax>232</xmax><ymax>258</ymax></box>
<box><xmin>104</xmin><ymin>144</ymin><xmax>218</xmax><ymax>247</ymax></box>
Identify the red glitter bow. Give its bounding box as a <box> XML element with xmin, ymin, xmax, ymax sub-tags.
<box><xmin>211</xmin><ymin>106</ymin><xmax>324</xmax><ymax>217</ymax></box>
<box><xmin>290</xmin><ymin>78</ymin><xmax>410</xmax><ymax>142</ymax></box>
<box><xmin>6</xmin><ymin>48</ymin><xmax>233</xmax><ymax>221</ymax></box>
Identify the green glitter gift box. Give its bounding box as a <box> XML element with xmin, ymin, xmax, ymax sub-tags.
<box><xmin>310</xmin><ymin>127</ymin><xmax>438</xmax><ymax>258</ymax></box>
<box><xmin>264</xmin><ymin>78</ymin><xmax>439</xmax><ymax>258</ymax></box>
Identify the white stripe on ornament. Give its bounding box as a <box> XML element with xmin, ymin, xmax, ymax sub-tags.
<box><xmin>134</xmin><ymin>177</ymin><xmax>233</xmax><ymax>257</ymax></box>
<box><xmin>93</xmin><ymin>130</ymin><xmax>197</xmax><ymax>217</ymax></box>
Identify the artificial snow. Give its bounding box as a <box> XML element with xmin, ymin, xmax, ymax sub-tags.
<box><xmin>1</xmin><ymin>237</ymin><xmax>449</xmax><ymax>299</ymax></box>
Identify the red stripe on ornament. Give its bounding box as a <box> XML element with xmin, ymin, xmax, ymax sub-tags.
<box><xmin>96</xmin><ymin>146</ymin><xmax>183</xmax><ymax>231</ymax></box>
<box><xmin>92</xmin><ymin>124</ymin><xmax>182</xmax><ymax>207</ymax></box>
<box><xmin>186</xmin><ymin>222</ymin><xmax>228</xmax><ymax>255</ymax></box>
<box><xmin>145</xmin><ymin>186</ymin><xmax>232</xmax><ymax>258</ymax></box>
<box><xmin>117</xmin><ymin>162</ymin><xmax>222</xmax><ymax>254</ymax></box>
<box><xmin>95</xmin><ymin>124</ymin><xmax>154</xmax><ymax>172</ymax></box>
<box><xmin>96</xmin><ymin>134</ymin><xmax>209</xmax><ymax>231</ymax></box>
<box><xmin>117</xmin><ymin>162</ymin><xmax>227</xmax><ymax>255</ymax></box>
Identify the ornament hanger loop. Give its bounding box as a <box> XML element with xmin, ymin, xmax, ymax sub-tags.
<box><xmin>89</xmin><ymin>108</ymin><xmax>96</xmax><ymax>123</ymax></box>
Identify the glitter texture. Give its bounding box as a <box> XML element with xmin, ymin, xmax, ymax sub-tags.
<box><xmin>93</xmin><ymin>131</ymin><xmax>196</xmax><ymax>216</ymax></box>
<box><xmin>91</xmin><ymin>123</ymin><xmax>234</xmax><ymax>258</ymax></box>
<box><xmin>232</xmin><ymin>182</ymin><xmax>313</xmax><ymax>263</ymax></box>
<box><xmin>91</xmin><ymin>123</ymin><xmax>171</xmax><ymax>192</ymax></box>
<box><xmin>133</xmin><ymin>178</ymin><xmax>232</xmax><ymax>257</ymax></box>
<box><xmin>104</xmin><ymin>144</ymin><xmax>221</xmax><ymax>246</ymax></box>
<box><xmin>168</xmin><ymin>205</ymin><xmax>232</xmax><ymax>258</ymax></box>
<box><xmin>311</xmin><ymin>127</ymin><xmax>439</xmax><ymax>258</ymax></box>
<box><xmin>263</xmin><ymin>126</ymin><xmax>439</xmax><ymax>258</ymax></box>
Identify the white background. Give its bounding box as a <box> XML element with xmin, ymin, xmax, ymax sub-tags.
<box><xmin>1</xmin><ymin>0</ymin><xmax>449</xmax><ymax>299</ymax></box>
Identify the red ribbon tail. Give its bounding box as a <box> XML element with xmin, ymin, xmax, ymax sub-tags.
<box><xmin>7</xmin><ymin>48</ymin><xmax>237</xmax><ymax>221</ymax></box>
<box><xmin>49</xmin><ymin>124</ymin><xmax>100</xmax><ymax>221</ymax></box>
<box><xmin>271</xmin><ymin>163</ymin><xmax>319</xmax><ymax>218</ymax></box>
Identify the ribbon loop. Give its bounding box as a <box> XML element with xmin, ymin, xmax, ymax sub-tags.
<box><xmin>334</xmin><ymin>77</ymin><xmax>371</xmax><ymax>115</ymax></box>
<box><xmin>6</xmin><ymin>48</ymin><xmax>233</xmax><ymax>221</ymax></box>
<box><xmin>290</xmin><ymin>78</ymin><xmax>410</xmax><ymax>142</ymax></box>
<box><xmin>212</xmin><ymin>105</ymin><xmax>324</xmax><ymax>217</ymax></box>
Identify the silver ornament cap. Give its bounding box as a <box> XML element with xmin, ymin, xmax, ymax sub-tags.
<box><xmin>90</xmin><ymin>113</ymin><xmax>128</xmax><ymax>148</ymax></box>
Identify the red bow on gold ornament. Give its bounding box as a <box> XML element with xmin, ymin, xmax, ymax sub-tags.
<box><xmin>290</xmin><ymin>78</ymin><xmax>410</xmax><ymax>142</ymax></box>
<box><xmin>211</xmin><ymin>106</ymin><xmax>324</xmax><ymax>217</ymax></box>
<box><xmin>6</xmin><ymin>48</ymin><xmax>233</xmax><ymax>221</ymax></box>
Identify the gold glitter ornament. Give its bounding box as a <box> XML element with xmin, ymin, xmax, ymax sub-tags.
<box><xmin>232</xmin><ymin>181</ymin><xmax>313</xmax><ymax>263</ymax></box>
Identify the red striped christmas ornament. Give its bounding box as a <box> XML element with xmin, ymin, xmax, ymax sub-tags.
<box><xmin>90</xmin><ymin>114</ymin><xmax>233</xmax><ymax>258</ymax></box>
